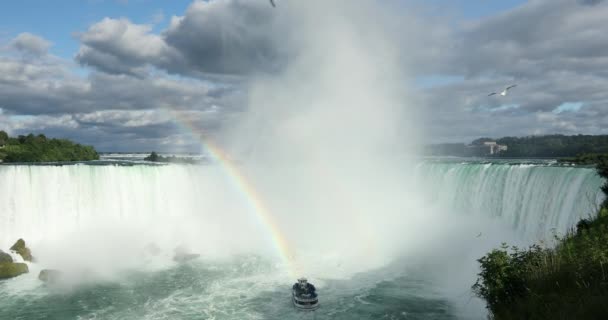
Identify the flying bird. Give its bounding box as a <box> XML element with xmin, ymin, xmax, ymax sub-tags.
<box><xmin>476</xmin><ymin>232</ymin><xmax>482</xmax><ymax>238</ymax></box>
<box><xmin>488</xmin><ymin>84</ymin><xmax>517</xmax><ymax>97</ymax></box>
<box><xmin>270</xmin><ymin>0</ymin><xmax>275</xmax><ymax>7</ymax></box>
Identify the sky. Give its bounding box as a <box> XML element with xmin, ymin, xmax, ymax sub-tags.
<box><xmin>1</xmin><ymin>0</ymin><xmax>607</xmax><ymax>151</ymax></box>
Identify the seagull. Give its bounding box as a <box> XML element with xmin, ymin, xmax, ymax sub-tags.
<box><xmin>476</xmin><ymin>232</ymin><xmax>482</xmax><ymax>238</ymax></box>
<box><xmin>269</xmin><ymin>0</ymin><xmax>275</xmax><ymax>7</ymax></box>
<box><xmin>488</xmin><ymin>84</ymin><xmax>517</xmax><ymax>97</ymax></box>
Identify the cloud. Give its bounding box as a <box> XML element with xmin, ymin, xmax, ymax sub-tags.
<box><xmin>69</xmin><ymin>0</ymin><xmax>608</xmax><ymax>86</ymax></box>
<box><xmin>411</xmin><ymin>0</ymin><xmax>608</xmax><ymax>142</ymax></box>
<box><xmin>579</xmin><ymin>0</ymin><xmax>605</xmax><ymax>5</ymax></box>
<box><xmin>75</xmin><ymin>1</ymin><xmax>283</xmax><ymax>77</ymax></box>
<box><xmin>4</xmin><ymin>0</ymin><xmax>608</xmax><ymax>150</ymax></box>
<box><xmin>0</xmin><ymin>44</ymin><xmax>241</xmax><ymax>151</ymax></box>
<box><xmin>162</xmin><ymin>0</ymin><xmax>281</xmax><ymax>75</ymax></box>
<box><xmin>0</xmin><ymin>52</ymin><xmax>237</xmax><ymax>115</ymax></box>
<box><xmin>438</xmin><ymin>0</ymin><xmax>608</xmax><ymax>80</ymax></box>
<box><xmin>76</xmin><ymin>18</ymin><xmax>170</xmax><ymax>76</ymax></box>
<box><xmin>10</xmin><ymin>33</ymin><xmax>52</xmax><ymax>56</ymax></box>
<box><xmin>74</xmin><ymin>0</ymin><xmax>446</xmax><ymax>79</ymax></box>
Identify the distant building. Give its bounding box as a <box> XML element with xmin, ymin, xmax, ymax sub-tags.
<box><xmin>467</xmin><ymin>141</ymin><xmax>508</xmax><ymax>156</ymax></box>
<box><xmin>483</xmin><ymin>141</ymin><xmax>508</xmax><ymax>155</ymax></box>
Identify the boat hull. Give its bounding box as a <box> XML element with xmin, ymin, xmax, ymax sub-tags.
<box><xmin>292</xmin><ymin>291</ymin><xmax>319</xmax><ymax>310</ymax></box>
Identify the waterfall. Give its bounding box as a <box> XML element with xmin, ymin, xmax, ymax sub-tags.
<box><xmin>413</xmin><ymin>161</ymin><xmax>604</xmax><ymax>240</ymax></box>
<box><xmin>0</xmin><ymin>161</ymin><xmax>603</xmax><ymax>258</ymax></box>
<box><xmin>0</xmin><ymin>164</ymin><xmax>270</xmax><ymax>255</ymax></box>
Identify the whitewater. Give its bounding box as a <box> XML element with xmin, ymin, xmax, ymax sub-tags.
<box><xmin>0</xmin><ymin>159</ymin><xmax>603</xmax><ymax>319</ymax></box>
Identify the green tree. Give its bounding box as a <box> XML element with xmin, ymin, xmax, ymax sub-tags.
<box><xmin>0</xmin><ymin>132</ymin><xmax>99</xmax><ymax>162</ymax></box>
<box><xmin>0</xmin><ymin>130</ymin><xmax>8</xmax><ymax>145</ymax></box>
<box><xmin>145</xmin><ymin>152</ymin><xmax>160</xmax><ymax>162</ymax></box>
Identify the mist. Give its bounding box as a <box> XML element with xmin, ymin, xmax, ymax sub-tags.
<box><xmin>210</xmin><ymin>1</ymin><xmax>525</xmax><ymax>316</ymax></box>
<box><xmin>212</xmin><ymin>0</ymin><xmax>418</xmax><ymax>270</ymax></box>
<box><xmin>211</xmin><ymin>0</ymin><xmax>501</xmax><ymax>307</ymax></box>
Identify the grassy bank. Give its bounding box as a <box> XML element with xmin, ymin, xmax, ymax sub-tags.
<box><xmin>473</xmin><ymin>154</ymin><xmax>608</xmax><ymax>319</ymax></box>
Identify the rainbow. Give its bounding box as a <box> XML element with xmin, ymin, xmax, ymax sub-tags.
<box><xmin>162</xmin><ymin>108</ymin><xmax>298</xmax><ymax>277</ymax></box>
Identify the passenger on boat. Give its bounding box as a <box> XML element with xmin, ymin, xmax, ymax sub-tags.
<box><xmin>293</xmin><ymin>278</ymin><xmax>317</xmax><ymax>297</ymax></box>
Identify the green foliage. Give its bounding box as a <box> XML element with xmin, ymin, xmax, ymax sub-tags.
<box><xmin>0</xmin><ymin>130</ymin><xmax>8</xmax><ymax>145</ymax></box>
<box><xmin>473</xmin><ymin>244</ymin><xmax>551</xmax><ymax>312</ymax></box>
<box><xmin>558</xmin><ymin>153</ymin><xmax>608</xmax><ymax>165</ymax></box>
<box><xmin>497</xmin><ymin>134</ymin><xmax>608</xmax><ymax>158</ymax></box>
<box><xmin>0</xmin><ymin>132</ymin><xmax>98</xmax><ymax>163</ymax></box>
<box><xmin>473</xmin><ymin>155</ymin><xmax>608</xmax><ymax>318</ymax></box>
<box><xmin>474</xmin><ymin>219</ymin><xmax>608</xmax><ymax>318</ymax></box>
<box><xmin>144</xmin><ymin>152</ymin><xmax>160</xmax><ymax>162</ymax></box>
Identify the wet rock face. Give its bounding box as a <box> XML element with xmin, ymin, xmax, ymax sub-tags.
<box><xmin>0</xmin><ymin>262</ymin><xmax>29</xmax><ymax>279</ymax></box>
<box><xmin>0</xmin><ymin>250</ymin><xmax>13</xmax><ymax>263</ymax></box>
<box><xmin>173</xmin><ymin>246</ymin><xmax>200</xmax><ymax>263</ymax></box>
<box><xmin>10</xmin><ymin>239</ymin><xmax>33</xmax><ymax>262</ymax></box>
<box><xmin>173</xmin><ymin>253</ymin><xmax>201</xmax><ymax>263</ymax></box>
<box><xmin>0</xmin><ymin>244</ymin><xmax>30</xmax><ymax>280</ymax></box>
<box><xmin>39</xmin><ymin>269</ymin><xmax>62</xmax><ymax>283</ymax></box>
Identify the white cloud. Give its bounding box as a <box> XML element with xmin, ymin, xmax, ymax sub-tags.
<box><xmin>4</xmin><ymin>0</ymin><xmax>608</xmax><ymax>149</ymax></box>
<box><xmin>10</xmin><ymin>33</ymin><xmax>52</xmax><ymax>56</ymax></box>
<box><xmin>76</xmin><ymin>18</ymin><xmax>171</xmax><ymax>76</ymax></box>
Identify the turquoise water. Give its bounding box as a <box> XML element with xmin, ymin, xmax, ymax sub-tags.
<box><xmin>0</xmin><ymin>257</ymin><xmax>457</xmax><ymax>320</ymax></box>
<box><xmin>0</xmin><ymin>159</ymin><xmax>603</xmax><ymax>319</ymax></box>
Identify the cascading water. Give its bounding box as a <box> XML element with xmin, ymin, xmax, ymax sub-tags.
<box><xmin>413</xmin><ymin>160</ymin><xmax>604</xmax><ymax>240</ymax></box>
<box><xmin>0</xmin><ymin>164</ymin><xmax>279</xmax><ymax>264</ymax></box>
<box><xmin>0</xmin><ymin>160</ymin><xmax>604</xmax><ymax>319</ymax></box>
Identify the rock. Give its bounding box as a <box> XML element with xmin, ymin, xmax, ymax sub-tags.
<box><xmin>39</xmin><ymin>269</ymin><xmax>62</xmax><ymax>283</ymax></box>
<box><xmin>0</xmin><ymin>262</ymin><xmax>29</xmax><ymax>279</ymax></box>
<box><xmin>173</xmin><ymin>245</ymin><xmax>200</xmax><ymax>263</ymax></box>
<box><xmin>0</xmin><ymin>250</ymin><xmax>13</xmax><ymax>263</ymax></box>
<box><xmin>10</xmin><ymin>239</ymin><xmax>33</xmax><ymax>262</ymax></box>
<box><xmin>173</xmin><ymin>253</ymin><xmax>200</xmax><ymax>263</ymax></box>
<box><xmin>577</xmin><ymin>219</ymin><xmax>591</xmax><ymax>234</ymax></box>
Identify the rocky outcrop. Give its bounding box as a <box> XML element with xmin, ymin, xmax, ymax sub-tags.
<box><xmin>0</xmin><ymin>239</ymin><xmax>34</xmax><ymax>280</ymax></box>
<box><xmin>39</xmin><ymin>269</ymin><xmax>62</xmax><ymax>283</ymax></box>
<box><xmin>0</xmin><ymin>262</ymin><xmax>28</xmax><ymax>279</ymax></box>
<box><xmin>0</xmin><ymin>250</ymin><xmax>13</xmax><ymax>263</ymax></box>
<box><xmin>10</xmin><ymin>239</ymin><xmax>33</xmax><ymax>262</ymax></box>
<box><xmin>173</xmin><ymin>246</ymin><xmax>200</xmax><ymax>263</ymax></box>
<box><xmin>173</xmin><ymin>253</ymin><xmax>200</xmax><ymax>263</ymax></box>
